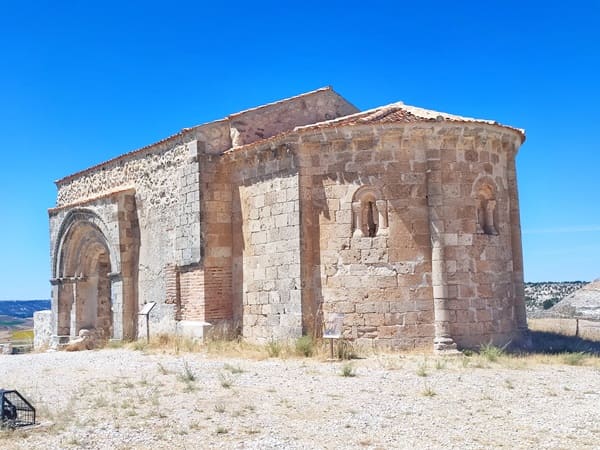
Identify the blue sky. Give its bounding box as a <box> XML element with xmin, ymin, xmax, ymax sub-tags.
<box><xmin>0</xmin><ymin>1</ymin><xmax>598</xmax><ymax>299</ymax></box>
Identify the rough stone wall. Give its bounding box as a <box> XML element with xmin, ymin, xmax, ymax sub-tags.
<box><xmin>227</xmin><ymin>144</ymin><xmax>302</xmax><ymax>343</ymax></box>
<box><xmin>52</xmin><ymin>140</ymin><xmax>201</xmax><ymax>335</ymax></box>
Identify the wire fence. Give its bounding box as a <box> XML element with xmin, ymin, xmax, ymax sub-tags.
<box><xmin>528</xmin><ymin>317</ymin><xmax>600</xmax><ymax>342</ymax></box>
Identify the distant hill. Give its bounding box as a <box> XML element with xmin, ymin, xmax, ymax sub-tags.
<box><xmin>0</xmin><ymin>300</ymin><xmax>50</xmax><ymax>341</ymax></box>
<box><xmin>525</xmin><ymin>281</ymin><xmax>588</xmax><ymax>314</ymax></box>
<box><xmin>548</xmin><ymin>279</ymin><xmax>600</xmax><ymax>319</ymax></box>
<box><xmin>0</xmin><ymin>300</ymin><xmax>51</xmax><ymax>319</ymax></box>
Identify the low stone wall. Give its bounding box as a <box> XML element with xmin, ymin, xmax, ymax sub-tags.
<box><xmin>34</xmin><ymin>310</ymin><xmax>53</xmax><ymax>350</ymax></box>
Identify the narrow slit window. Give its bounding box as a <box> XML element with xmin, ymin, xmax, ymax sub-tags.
<box><xmin>351</xmin><ymin>187</ymin><xmax>388</xmax><ymax>237</ymax></box>
<box><xmin>476</xmin><ymin>184</ymin><xmax>498</xmax><ymax>235</ymax></box>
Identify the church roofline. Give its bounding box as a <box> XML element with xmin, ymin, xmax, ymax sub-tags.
<box><xmin>223</xmin><ymin>103</ymin><xmax>526</xmax><ymax>155</ymax></box>
<box><xmin>295</xmin><ymin>101</ymin><xmax>526</xmax><ymax>142</ymax></box>
<box><xmin>53</xmin><ymin>120</ymin><xmax>225</xmax><ymax>186</ymax></box>
<box><xmin>228</xmin><ymin>86</ymin><xmax>353</xmax><ymax>118</ymax></box>
<box><xmin>55</xmin><ymin>87</ymin><xmax>350</xmax><ymax>186</ymax></box>
<box><xmin>55</xmin><ymin>89</ymin><xmax>524</xmax><ymax>186</ymax></box>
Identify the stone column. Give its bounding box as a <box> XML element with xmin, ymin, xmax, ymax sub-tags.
<box><xmin>117</xmin><ymin>192</ymin><xmax>140</xmax><ymax>341</ymax></box>
<box><xmin>70</xmin><ymin>280</ymin><xmax>78</xmax><ymax>337</ymax></box>
<box><xmin>376</xmin><ymin>200</ymin><xmax>389</xmax><ymax>234</ymax></box>
<box><xmin>426</xmin><ymin>164</ymin><xmax>457</xmax><ymax>352</ymax></box>
<box><xmin>507</xmin><ymin>148</ymin><xmax>529</xmax><ymax>340</ymax></box>
<box><xmin>485</xmin><ymin>200</ymin><xmax>498</xmax><ymax>235</ymax></box>
<box><xmin>109</xmin><ymin>272</ymin><xmax>123</xmax><ymax>340</ymax></box>
<box><xmin>50</xmin><ymin>279</ymin><xmax>61</xmax><ymax>337</ymax></box>
<box><xmin>352</xmin><ymin>201</ymin><xmax>363</xmax><ymax>237</ymax></box>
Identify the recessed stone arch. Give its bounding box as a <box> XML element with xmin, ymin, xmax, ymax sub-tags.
<box><xmin>472</xmin><ymin>177</ymin><xmax>499</xmax><ymax>235</ymax></box>
<box><xmin>52</xmin><ymin>209</ymin><xmax>120</xmax><ymax>279</ymax></box>
<box><xmin>351</xmin><ymin>185</ymin><xmax>388</xmax><ymax>237</ymax></box>
<box><xmin>50</xmin><ymin>207</ymin><xmax>137</xmax><ymax>342</ymax></box>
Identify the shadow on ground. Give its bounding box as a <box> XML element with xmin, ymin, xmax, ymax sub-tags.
<box><xmin>518</xmin><ymin>330</ymin><xmax>600</xmax><ymax>355</ymax></box>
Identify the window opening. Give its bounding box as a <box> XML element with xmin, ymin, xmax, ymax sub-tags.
<box><xmin>351</xmin><ymin>187</ymin><xmax>388</xmax><ymax>237</ymax></box>
<box><xmin>367</xmin><ymin>201</ymin><xmax>377</xmax><ymax>237</ymax></box>
<box><xmin>476</xmin><ymin>184</ymin><xmax>498</xmax><ymax>235</ymax></box>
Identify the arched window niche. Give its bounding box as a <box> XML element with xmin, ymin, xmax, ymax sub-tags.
<box><xmin>351</xmin><ymin>186</ymin><xmax>388</xmax><ymax>237</ymax></box>
<box><xmin>473</xmin><ymin>180</ymin><xmax>498</xmax><ymax>236</ymax></box>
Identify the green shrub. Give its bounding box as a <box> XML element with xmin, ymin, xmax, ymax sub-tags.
<box><xmin>479</xmin><ymin>343</ymin><xmax>504</xmax><ymax>362</ymax></box>
<box><xmin>295</xmin><ymin>336</ymin><xmax>314</xmax><ymax>357</ymax></box>
<box><xmin>542</xmin><ymin>298</ymin><xmax>560</xmax><ymax>310</ymax></box>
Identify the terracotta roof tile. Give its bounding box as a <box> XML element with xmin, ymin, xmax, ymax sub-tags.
<box><xmin>295</xmin><ymin>102</ymin><xmax>525</xmax><ymax>141</ymax></box>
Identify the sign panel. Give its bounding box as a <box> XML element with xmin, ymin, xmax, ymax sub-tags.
<box><xmin>323</xmin><ymin>313</ymin><xmax>345</xmax><ymax>339</ymax></box>
<box><xmin>139</xmin><ymin>302</ymin><xmax>156</xmax><ymax>316</ymax></box>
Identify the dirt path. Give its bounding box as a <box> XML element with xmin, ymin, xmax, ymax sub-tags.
<box><xmin>1</xmin><ymin>349</ymin><xmax>599</xmax><ymax>449</ymax></box>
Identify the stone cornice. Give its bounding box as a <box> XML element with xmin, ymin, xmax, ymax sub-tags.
<box><xmin>48</xmin><ymin>187</ymin><xmax>136</xmax><ymax>215</ymax></box>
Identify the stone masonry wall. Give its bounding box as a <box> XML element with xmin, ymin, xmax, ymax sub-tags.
<box><xmin>49</xmin><ymin>91</ymin><xmax>524</xmax><ymax>348</ymax></box>
<box><xmin>433</xmin><ymin>126</ymin><xmax>523</xmax><ymax>347</ymax></box>
<box><xmin>297</xmin><ymin>123</ymin><xmax>523</xmax><ymax>349</ymax></box>
<box><xmin>229</xmin><ymin>89</ymin><xmax>357</xmax><ymax>147</ymax></box>
<box><xmin>198</xmin><ymin>153</ymin><xmax>234</xmax><ymax>324</ymax></box>
<box><xmin>227</xmin><ymin>144</ymin><xmax>302</xmax><ymax>343</ymax></box>
<box><xmin>299</xmin><ymin>127</ymin><xmax>434</xmax><ymax>349</ymax></box>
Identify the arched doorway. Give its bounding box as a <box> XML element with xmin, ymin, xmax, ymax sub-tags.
<box><xmin>55</xmin><ymin>220</ymin><xmax>114</xmax><ymax>341</ymax></box>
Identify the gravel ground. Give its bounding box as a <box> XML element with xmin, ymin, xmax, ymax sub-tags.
<box><xmin>1</xmin><ymin>348</ymin><xmax>599</xmax><ymax>449</ymax></box>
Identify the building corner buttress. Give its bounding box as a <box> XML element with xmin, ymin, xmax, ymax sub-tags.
<box><xmin>508</xmin><ymin>148</ymin><xmax>529</xmax><ymax>343</ymax></box>
<box><xmin>426</xmin><ymin>160</ymin><xmax>458</xmax><ymax>353</ymax></box>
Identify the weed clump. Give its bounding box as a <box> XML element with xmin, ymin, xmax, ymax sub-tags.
<box><xmin>178</xmin><ymin>360</ymin><xmax>196</xmax><ymax>383</ymax></box>
<box><xmin>219</xmin><ymin>373</ymin><xmax>234</xmax><ymax>389</ymax></box>
<box><xmin>337</xmin><ymin>340</ymin><xmax>359</xmax><ymax>360</ymax></box>
<box><xmin>416</xmin><ymin>360</ymin><xmax>428</xmax><ymax>377</ymax></box>
<box><xmin>223</xmin><ymin>363</ymin><xmax>244</xmax><ymax>374</ymax></box>
<box><xmin>421</xmin><ymin>384</ymin><xmax>436</xmax><ymax>397</ymax></box>
<box><xmin>266</xmin><ymin>340</ymin><xmax>282</xmax><ymax>357</ymax></box>
<box><xmin>295</xmin><ymin>336</ymin><xmax>315</xmax><ymax>357</ymax></box>
<box><xmin>479</xmin><ymin>343</ymin><xmax>504</xmax><ymax>362</ymax></box>
<box><xmin>340</xmin><ymin>363</ymin><xmax>356</xmax><ymax>377</ymax></box>
<box><xmin>562</xmin><ymin>352</ymin><xmax>586</xmax><ymax>366</ymax></box>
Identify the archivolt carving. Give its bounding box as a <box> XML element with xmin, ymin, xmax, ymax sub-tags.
<box><xmin>52</xmin><ymin>209</ymin><xmax>119</xmax><ymax>279</ymax></box>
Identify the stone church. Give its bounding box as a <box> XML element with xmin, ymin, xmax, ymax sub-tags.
<box><xmin>46</xmin><ymin>87</ymin><xmax>528</xmax><ymax>351</ymax></box>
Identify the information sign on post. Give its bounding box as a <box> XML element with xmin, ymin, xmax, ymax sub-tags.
<box><xmin>323</xmin><ymin>313</ymin><xmax>345</xmax><ymax>360</ymax></box>
<box><xmin>138</xmin><ymin>302</ymin><xmax>156</xmax><ymax>343</ymax></box>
